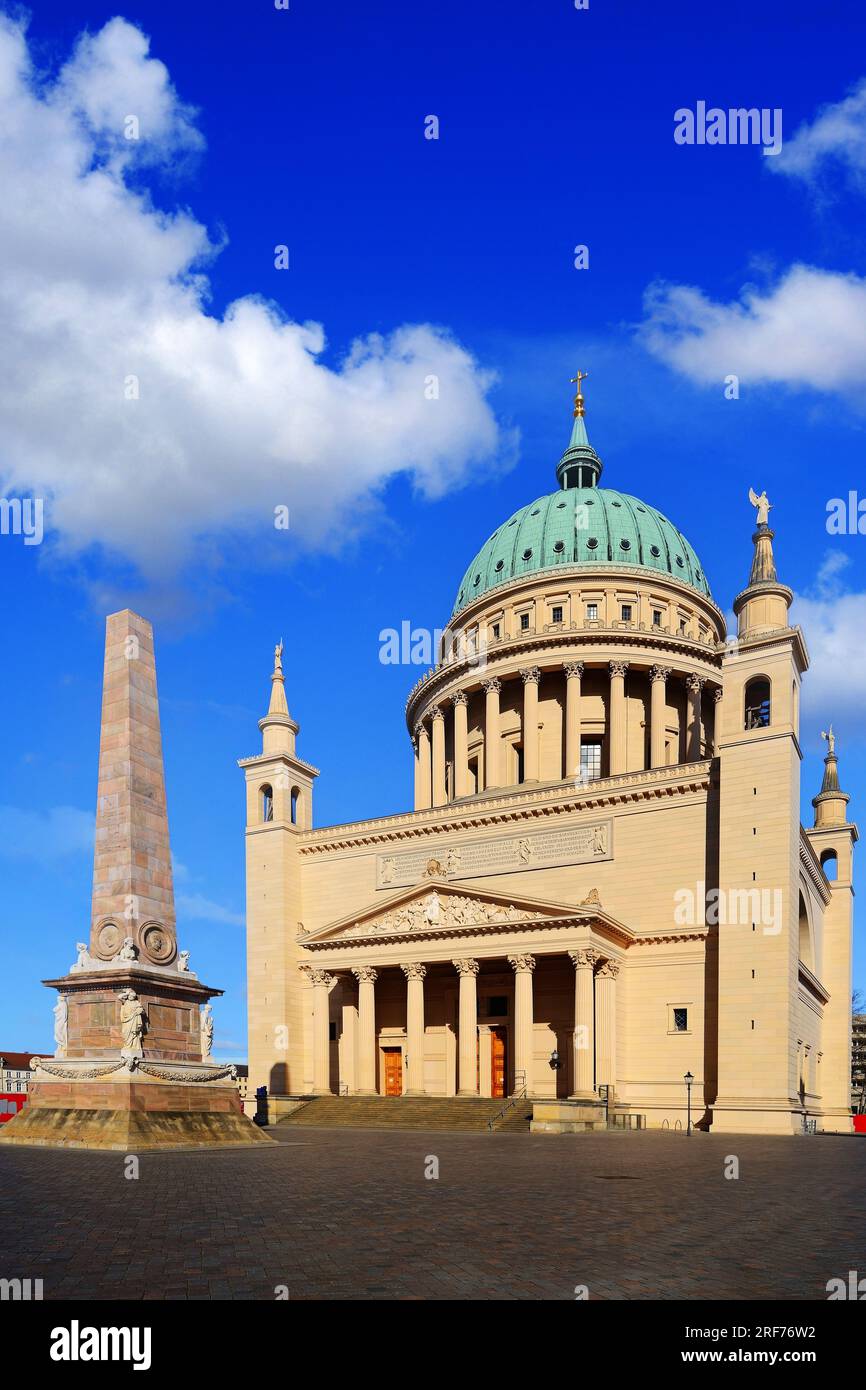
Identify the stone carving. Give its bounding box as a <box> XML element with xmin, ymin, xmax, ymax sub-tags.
<box><xmin>748</xmin><ymin>487</ymin><xmax>772</xmax><ymax>527</ymax></box>
<box><xmin>592</xmin><ymin>825</ymin><xmax>607</xmax><ymax>855</ymax></box>
<box><xmin>714</xmin><ymin>687</ymin><xmax>724</xmax><ymax>704</ymax></box>
<box><xmin>446</xmin><ymin>847</ymin><xmax>461</xmax><ymax>873</ymax></box>
<box><xmin>400</xmin><ymin>962</ymin><xmax>427</xmax><ymax>980</ymax></box>
<box><xmin>138</xmin><ymin>1062</ymin><xmax>238</xmax><ymax>1083</ymax></box>
<box><xmin>351</xmin><ymin>966</ymin><xmax>379</xmax><ymax>984</ymax></box>
<box><xmin>361</xmin><ymin>892</ymin><xmax>530</xmax><ymax>936</ymax></box>
<box><xmin>520</xmin><ymin>666</ymin><xmax>541</xmax><ymax>685</ymax></box>
<box><xmin>564</xmin><ymin>661</ymin><xmax>585</xmax><ymax>679</ymax></box>
<box><xmin>649</xmin><ymin>665</ymin><xmax>671</xmax><ymax>684</ymax></box>
<box><xmin>609</xmin><ymin>661</ymin><xmax>630</xmax><ymax>679</ymax></box>
<box><xmin>596</xmin><ymin>959</ymin><xmax>620</xmax><ymax>979</ymax></box>
<box><xmin>53</xmin><ymin>995</ymin><xmax>68</xmax><ymax>1056</ymax></box>
<box><xmin>274</xmin><ymin>638</ymin><xmax>284</xmax><ymax>674</ymax></box>
<box><xmin>508</xmin><ymin>953</ymin><xmax>536</xmax><ymax>973</ymax></box>
<box><xmin>117</xmin><ymin>936</ymin><xmax>138</xmax><ymax>962</ymax></box>
<box><xmin>452</xmin><ymin>958</ymin><xmax>480</xmax><ymax>976</ymax></box>
<box><xmin>94</xmin><ymin>920</ymin><xmax>124</xmax><ymax>960</ymax></box>
<box><xmin>686</xmin><ymin>673</ymin><xmax>706</xmax><ymax>694</ymax></box>
<box><xmin>381</xmin><ymin>857</ymin><xmax>396</xmax><ymax>885</ymax></box>
<box><xmin>451</xmin><ymin>690</ymin><xmax>468</xmax><ymax>707</ymax></box>
<box><xmin>200</xmin><ymin>1003</ymin><xmax>214</xmax><ymax>1059</ymax></box>
<box><xmin>178</xmin><ymin>949</ymin><xmax>191</xmax><ymax>972</ymax></box>
<box><xmin>71</xmin><ymin>942</ymin><xmax>91</xmax><ymax>973</ymax></box>
<box><xmin>518</xmin><ymin>837</ymin><xmax>533</xmax><ymax>863</ymax></box>
<box><xmin>307</xmin><ymin>970</ymin><xmax>335</xmax><ymax>988</ymax></box>
<box><xmin>821</xmin><ymin>725</ymin><xmax>836</xmax><ymax>756</ymax></box>
<box><xmin>423</xmin><ymin>858</ymin><xmax>444</xmax><ymax>878</ymax></box>
<box><xmin>568</xmin><ymin>948</ymin><xmax>601</xmax><ymax>969</ymax></box>
<box><xmin>482</xmin><ymin>677</ymin><xmax>502</xmax><ymax>694</ymax></box>
<box><xmin>33</xmin><ymin>1058</ymin><xmax>125</xmax><ymax>1080</ymax></box>
<box><xmin>118</xmin><ymin>989</ymin><xmax>146</xmax><ymax>1063</ymax></box>
<box><xmin>580</xmin><ymin>887</ymin><xmax>602</xmax><ymax>907</ymax></box>
<box><xmin>140</xmin><ymin>921</ymin><xmax>175</xmax><ymax>964</ymax></box>
<box><xmin>377</xmin><ymin>821</ymin><xmax>613</xmax><ymax>889</ymax></box>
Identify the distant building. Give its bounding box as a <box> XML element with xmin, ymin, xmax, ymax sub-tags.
<box><xmin>234</xmin><ymin>1064</ymin><xmax>249</xmax><ymax>1103</ymax></box>
<box><xmin>853</xmin><ymin>1015</ymin><xmax>866</xmax><ymax>1107</ymax></box>
<box><xmin>0</xmin><ymin>1052</ymin><xmax>50</xmax><ymax>1122</ymax></box>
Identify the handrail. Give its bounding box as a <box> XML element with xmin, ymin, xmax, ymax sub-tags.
<box><xmin>487</xmin><ymin>1070</ymin><xmax>528</xmax><ymax>1129</ymax></box>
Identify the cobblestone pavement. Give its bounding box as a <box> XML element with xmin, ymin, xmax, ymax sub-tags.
<box><xmin>1</xmin><ymin>1128</ymin><xmax>863</xmax><ymax>1300</ymax></box>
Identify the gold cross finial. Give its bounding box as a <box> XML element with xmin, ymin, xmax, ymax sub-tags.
<box><xmin>570</xmin><ymin>370</ymin><xmax>589</xmax><ymax>418</ymax></box>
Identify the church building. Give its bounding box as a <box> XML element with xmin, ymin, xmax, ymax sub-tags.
<box><xmin>240</xmin><ymin>380</ymin><xmax>856</xmax><ymax>1135</ymax></box>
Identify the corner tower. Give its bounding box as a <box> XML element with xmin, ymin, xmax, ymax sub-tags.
<box><xmin>239</xmin><ymin>643</ymin><xmax>319</xmax><ymax>1103</ymax></box>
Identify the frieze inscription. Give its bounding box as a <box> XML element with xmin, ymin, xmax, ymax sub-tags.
<box><xmin>376</xmin><ymin>821</ymin><xmax>612</xmax><ymax>890</ymax></box>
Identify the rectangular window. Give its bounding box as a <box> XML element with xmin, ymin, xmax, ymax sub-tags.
<box><xmin>653</xmin><ymin>610</ymin><xmax>662</xmax><ymax>627</ymax></box>
<box><xmin>551</xmin><ymin>605</ymin><xmax>563</xmax><ymax>623</ymax></box>
<box><xmin>673</xmin><ymin>1008</ymin><xmax>688</xmax><ymax>1032</ymax></box>
<box><xmin>621</xmin><ymin>604</ymin><xmax>633</xmax><ymax>622</ymax></box>
<box><xmin>579</xmin><ymin>739</ymin><xmax>602</xmax><ymax>783</ymax></box>
<box><xmin>520</xmin><ymin>612</ymin><xmax>530</xmax><ymax>631</ymax></box>
<box><xmin>586</xmin><ymin>603</ymin><xmax>598</xmax><ymax>621</ymax></box>
<box><xmin>491</xmin><ymin>623</ymin><xmax>500</xmax><ymax>640</ymax></box>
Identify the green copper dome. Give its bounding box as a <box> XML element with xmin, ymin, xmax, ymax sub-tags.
<box><xmin>452</xmin><ymin>388</ymin><xmax>711</xmax><ymax>615</ymax></box>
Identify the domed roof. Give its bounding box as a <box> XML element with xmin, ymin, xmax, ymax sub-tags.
<box><xmin>451</xmin><ymin>382</ymin><xmax>711</xmax><ymax>616</ymax></box>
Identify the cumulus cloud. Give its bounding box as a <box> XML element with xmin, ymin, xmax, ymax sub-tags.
<box><xmin>792</xmin><ymin>553</ymin><xmax>866</xmax><ymax>731</ymax></box>
<box><xmin>0</xmin><ymin>16</ymin><xmax>510</xmax><ymax>579</ymax></box>
<box><xmin>639</xmin><ymin>265</ymin><xmax>866</xmax><ymax>398</ymax></box>
<box><xmin>176</xmin><ymin>892</ymin><xmax>245</xmax><ymax>928</ymax></box>
<box><xmin>772</xmin><ymin>77</ymin><xmax>866</xmax><ymax>191</ymax></box>
<box><xmin>0</xmin><ymin>804</ymin><xmax>94</xmax><ymax>859</ymax></box>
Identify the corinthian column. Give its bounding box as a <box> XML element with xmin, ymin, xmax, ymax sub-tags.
<box><xmin>310</xmin><ymin>969</ymin><xmax>335</xmax><ymax>1095</ymax></box>
<box><xmin>452</xmin><ymin>691</ymin><xmax>469</xmax><ymax>798</ymax></box>
<box><xmin>401</xmin><ymin>963</ymin><xmax>427</xmax><ymax>1095</ymax></box>
<box><xmin>595</xmin><ymin>959</ymin><xmax>620</xmax><ymax>1096</ymax></box>
<box><xmin>564</xmin><ymin>661</ymin><xmax>584</xmax><ymax>781</ymax></box>
<box><xmin>431</xmin><ymin>705</ymin><xmax>446</xmax><ymax>807</ymax></box>
<box><xmin>415</xmin><ymin>722</ymin><xmax>431</xmax><ymax>811</ymax></box>
<box><xmin>520</xmin><ymin>667</ymin><xmax>541</xmax><ymax>783</ymax></box>
<box><xmin>453</xmin><ymin>958</ymin><xmax>479</xmax><ymax>1095</ymax></box>
<box><xmin>649</xmin><ymin>665</ymin><xmax>671</xmax><ymax>769</ymax></box>
<box><xmin>483</xmin><ymin>677</ymin><xmax>502</xmax><ymax>789</ymax></box>
<box><xmin>609</xmin><ymin>661</ymin><xmax>629</xmax><ymax>775</ymax></box>
<box><xmin>508</xmin><ymin>954</ymin><xmax>536</xmax><ymax>1095</ymax></box>
<box><xmin>568</xmin><ymin>948</ymin><xmax>599</xmax><ymax>1098</ymax></box>
<box><xmin>352</xmin><ymin>966</ymin><xmax>378</xmax><ymax>1094</ymax></box>
<box><xmin>686</xmin><ymin>674</ymin><xmax>706</xmax><ymax>762</ymax></box>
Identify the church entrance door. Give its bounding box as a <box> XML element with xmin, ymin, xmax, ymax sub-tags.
<box><xmin>491</xmin><ymin>1027</ymin><xmax>507</xmax><ymax>1099</ymax></box>
<box><xmin>383</xmin><ymin>1048</ymin><xmax>403</xmax><ymax>1097</ymax></box>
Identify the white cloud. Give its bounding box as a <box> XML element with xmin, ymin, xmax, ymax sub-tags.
<box><xmin>0</xmin><ymin>17</ymin><xmax>511</xmax><ymax>579</ymax></box>
<box><xmin>772</xmin><ymin>77</ymin><xmax>866</xmax><ymax>190</ymax></box>
<box><xmin>792</xmin><ymin>553</ymin><xmax>866</xmax><ymax>732</ymax></box>
<box><xmin>176</xmin><ymin>892</ymin><xmax>245</xmax><ymax>928</ymax></box>
<box><xmin>0</xmin><ymin>804</ymin><xmax>93</xmax><ymax>859</ymax></box>
<box><xmin>639</xmin><ymin>265</ymin><xmax>866</xmax><ymax>398</ymax></box>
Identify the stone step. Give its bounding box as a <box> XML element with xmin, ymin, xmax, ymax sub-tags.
<box><xmin>279</xmin><ymin>1095</ymin><xmax>528</xmax><ymax>1132</ymax></box>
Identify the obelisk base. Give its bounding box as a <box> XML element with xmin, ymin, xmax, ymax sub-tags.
<box><xmin>0</xmin><ymin>1060</ymin><xmax>273</xmax><ymax>1150</ymax></box>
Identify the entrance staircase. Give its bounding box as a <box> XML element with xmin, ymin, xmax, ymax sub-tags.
<box><xmin>277</xmin><ymin>1095</ymin><xmax>532</xmax><ymax>1133</ymax></box>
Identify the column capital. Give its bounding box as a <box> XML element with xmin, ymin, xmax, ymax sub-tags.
<box><xmin>414</xmin><ymin>720</ymin><xmax>427</xmax><ymax>740</ymax></box>
<box><xmin>451</xmin><ymin>689</ymin><xmax>468</xmax><ymax>707</ymax></box>
<box><xmin>686</xmin><ymin>673</ymin><xmax>707</xmax><ymax>694</ymax></box>
<box><xmin>431</xmin><ymin>703</ymin><xmax>445</xmax><ymax>722</ymax></box>
<box><xmin>569</xmin><ymin>947</ymin><xmax>601</xmax><ymax>970</ymax></box>
<box><xmin>649</xmin><ymin>664</ymin><xmax>671</xmax><ymax>684</ymax></box>
<box><xmin>482</xmin><ymin>677</ymin><xmax>502</xmax><ymax>695</ymax></box>
<box><xmin>508</xmin><ymin>953</ymin><xmax>536</xmax><ymax>974</ymax></box>
<box><xmin>713</xmin><ymin>685</ymin><xmax>724</xmax><ymax>703</ymax></box>
<box><xmin>400</xmin><ymin>962</ymin><xmax>427</xmax><ymax>980</ymax></box>
<box><xmin>306</xmin><ymin>968</ymin><xmax>334</xmax><ymax>988</ymax></box>
<box><xmin>564</xmin><ymin>660</ymin><xmax>585</xmax><ymax>680</ymax></box>
<box><xmin>596</xmin><ymin>958</ymin><xmax>620</xmax><ymax>980</ymax></box>
<box><xmin>520</xmin><ymin>666</ymin><xmax>541</xmax><ymax>685</ymax></box>
<box><xmin>452</xmin><ymin>957</ymin><xmax>479</xmax><ymax>976</ymax></box>
<box><xmin>351</xmin><ymin>966</ymin><xmax>378</xmax><ymax>984</ymax></box>
<box><xmin>609</xmin><ymin>660</ymin><xmax>629</xmax><ymax>679</ymax></box>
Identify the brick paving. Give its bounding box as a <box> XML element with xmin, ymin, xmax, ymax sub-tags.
<box><xmin>0</xmin><ymin>1128</ymin><xmax>863</xmax><ymax>1300</ymax></box>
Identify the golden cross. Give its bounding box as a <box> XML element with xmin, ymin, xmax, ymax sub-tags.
<box><xmin>570</xmin><ymin>370</ymin><xmax>589</xmax><ymax>417</ymax></box>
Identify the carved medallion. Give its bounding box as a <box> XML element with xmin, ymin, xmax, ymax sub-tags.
<box><xmin>139</xmin><ymin>921</ymin><xmax>176</xmax><ymax>965</ymax></box>
<box><xmin>93</xmin><ymin>919</ymin><xmax>123</xmax><ymax>961</ymax></box>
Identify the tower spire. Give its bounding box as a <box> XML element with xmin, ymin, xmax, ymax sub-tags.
<box><xmin>260</xmin><ymin>639</ymin><xmax>298</xmax><ymax>754</ymax></box>
<box><xmin>267</xmin><ymin>638</ymin><xmax>289</xmax><ymax>717</ymax></box>
<box><xmin>813</xmin><ymin>726</ymin><xmax>850</xmax><ymax>828</ymax></box>
<box><xmin>733</xmin><ymin>488</ymin><xmax>793</xmax><ymax>639</ymax></box>
<box><xmin>557</xmin><ymin>368</ymin><xmax>603</xmax><ymax>490</ymax></box>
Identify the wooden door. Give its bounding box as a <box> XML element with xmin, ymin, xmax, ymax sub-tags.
<box><xmin>383</xmin><ymin>1048</ymin><xmax>403</xmax><ymax>1097</ymax></box>
<box><xmin>491</xmin><ymin>1027</ymin><xmax>507</xmax><ymax>1099</ymax></box>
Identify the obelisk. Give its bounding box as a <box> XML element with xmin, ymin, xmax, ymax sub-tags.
<box><xmin>0</xmin><ymin>610</ymin><xmax>270</xmax><ymax>1149</ymax></box>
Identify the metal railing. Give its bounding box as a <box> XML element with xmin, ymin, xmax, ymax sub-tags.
<box><xmin>487</xmin><ymin>1070</ymin><xmax>528</xmax><ymax>1129</ymax></box>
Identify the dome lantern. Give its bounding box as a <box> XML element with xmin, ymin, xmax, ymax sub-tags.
<box><xmin>556</xmin><ymin>370</ymin><xmax>603</xmax><ymax>490</ymax></box>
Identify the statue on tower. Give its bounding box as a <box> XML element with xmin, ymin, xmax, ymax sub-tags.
<box><xmin>821</xmin><ymin>725</ymin><xmax>836</xmax><ymax>757</ymax></box>
<box><xmin>274</xmin><ymin>638</ymin><xmax>284</xmax><ymax>675</ymax></box>
<box><xmin>748</xmin><ymin>487</ymin><xmax>772</xmax><ymax>527</ymax></box>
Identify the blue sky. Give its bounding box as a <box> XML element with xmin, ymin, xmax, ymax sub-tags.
<box><xmin>2</xmin><ymin>0</ymin><xmax>866</xmax><ymax>1057</ymax></box>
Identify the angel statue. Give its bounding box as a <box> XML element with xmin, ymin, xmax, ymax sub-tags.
<box><xmin>821</xmin><ymin>725</ymin><xmax>836</xmax><ymax>757</ymax></box>
<box><xmin>274</xmin><ymin>638</ymin><xmax>284</xmax><ymax>675</ymax></box>
<box><xmin>748</xmin><ymin>488</ymin><xmax>772</xmax><ymax>527</ymax></box>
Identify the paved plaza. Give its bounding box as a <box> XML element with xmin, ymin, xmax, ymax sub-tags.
<box><xmin>1</xmin><ymin>1127</ymin><xmax>863</xmax><ymax>1301</ymax></box>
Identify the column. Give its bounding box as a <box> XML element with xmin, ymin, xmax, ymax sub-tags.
<box><xmin>595</xmin><ymin>959</ymin><xmax>619</xmax><ymax>1095</ymax></box>
<box><xmin>649</xmin><ymin>665</ymin><xmax>671</xmax><ymax>769</ymax></box>
<box><xmin>509</xmin><ymin>954</ymin><xmax>536</xmax><ymax>1095</ymax></box>
<box><xmin>452</xmin><ymin>691</ymin><xmax>470</xmax><ymax>798</ymax></box>
<box><xmin>568</xmin><ymin>948</ymin><xmax>599</xmax><ymax>1098</ymax></box>
<box><xmin>483</xmin><ymin>677</ymin><xmax>502</xmax><ymax>789</ymax></box>
<box><xmin>712</xmin><ymin>685</ymin><xmax>723</xmax><ymax>755</ymax></box>
<box><xmin>311</xmin><ymin>969</ymin><xmax>334</xmax><ymax>1095</ymax></box>
<box><xmin>520</xmin><ymin>667</ymin><xmax>541</xmax><ymax>783</ymax></box>
<box><xmin>609</xmin><ymin>661</ymin><xmax>629</xmax><ymax>775</ymax></box>
<box><xmin>453</xmin><ymin>958</ymin><xmax>479</xmax><ymax>1095</ymax></box>
<box><xmin>352</xmin><ymin>966</ymin><xmax>378</xmax><ymax>1094</ymax></box>
<box><xmin>340</xmin><ymin>977</ymin><xmax>358</xmax><ymax>1095</ymax></box>
<box><xmin>415</xmin><ymin>722</ymin><xmax>431</xmax><ymax>810</ymax></box>
<box><xmin>431</xmin><ymin>705</ymin><xmax>446</xmax><ymax>806</ymax></box>
<box><xmin>686</xmin><ymin>674</ymin><xmax>706</xmax><ymax>762</ymax></box>
<box><xmin>564</xmin><ymin>661</ymin><xmax>584</xmax><ymax>781</ymax></box>
<box><xmin>401</xmin><ymin>962</ymin><xmax>427</xmax><ymax>1095</ymax></box>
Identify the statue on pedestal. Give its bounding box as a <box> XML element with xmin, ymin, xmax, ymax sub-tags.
<box><xmin>119</xmin><ymin>989</ymin><xmax>146</xmax><ymax>1064</ymax></box>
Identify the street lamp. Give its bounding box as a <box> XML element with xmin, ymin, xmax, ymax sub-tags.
<box><xmin>684</xmin><ymin>1071</ymin><xmax>694</xmax><ymax>1136</ymax></box>
<box><xmin>549</xmin><ymin>1049</ymin><xmax>562</xmax><ymax>1071</ymax></box>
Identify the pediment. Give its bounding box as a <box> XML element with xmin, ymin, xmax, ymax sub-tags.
<box><xmin>300</xmin><ymin>878</ymin><xmax>605</xmax><ymax>945</ymax></box>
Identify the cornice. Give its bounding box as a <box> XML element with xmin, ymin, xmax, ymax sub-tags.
<box><xmin>298</xmin><ymin>760</ymin><xmax>712</xmax><ymax>856</ymax></box>
<box><xmin>237</xmin><ymin>751</ymin><xmax>321</xmax><ymax>777</ymax></box>
<box><xmin>799</xmin><ymin>827</ymin><xmax>832</xmax><ymax>906</ymax></box>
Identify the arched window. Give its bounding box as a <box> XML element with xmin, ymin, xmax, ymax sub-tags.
<box><xmin>261</xmin><ymin>784</ymin><xmax>274</xmax><ymax>823</ymax></box>
<box><xmin>744</xmin><ymin>677</ymin><xmax>771</xmax><ymax>730</ymax></box>
<box><xmin>820</xmin><ymin>848</ymin><xmax>838</xmax><ymax>882</ymax></box>
<box><xmin>798</xmin><ymin>891</ymin><xmax>813</xmax><ymax>969</ymax></box>
<box><xmin>290</xmin><ymin>786</ymin><xmax>300</xmax><ymax>826</ymax></box>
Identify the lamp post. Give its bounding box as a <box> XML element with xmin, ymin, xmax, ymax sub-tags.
<box><xmin>684</xmin><ymin>1071</ymin><xmax>694</xmax><ymax>1136</ymax></box>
